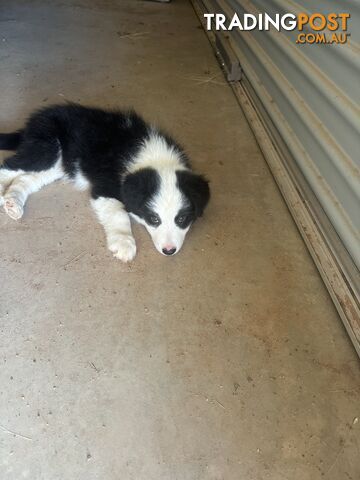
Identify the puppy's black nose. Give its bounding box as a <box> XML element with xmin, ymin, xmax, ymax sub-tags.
<box><xmin>162</xmin><ymin>247</ymin><xmax>177</xmax><ymax>256</ymax></box>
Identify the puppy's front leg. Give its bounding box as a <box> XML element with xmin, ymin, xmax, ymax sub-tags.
<box><xmin>91</xmin><ymin>197</ymin><xmax>136</xmax><ymax>262</ymax></box>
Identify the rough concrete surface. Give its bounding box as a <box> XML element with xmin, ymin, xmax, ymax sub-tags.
<box><xmin>0</xmin><ymin>1</ymin><xmax>359</xmax><ymax>479</ymax></box>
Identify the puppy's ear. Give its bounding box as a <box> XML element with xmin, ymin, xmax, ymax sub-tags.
<box><xmin>122</xmin><ymin>168</ymin><xmax>159</xmax><ymax>212</ymax></box>
<box><xmin>176</xmin><ymin>170</ymin><xmax>210</xmax><ymax>217</ymax></box>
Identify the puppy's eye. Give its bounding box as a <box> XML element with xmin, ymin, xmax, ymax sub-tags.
<box><xmin>176</xmin><ymin>214</ymin><xmax>191</xmax><ymax>228</ymax></box>
<box><xmin>177</xmin><ymin>215</ymin><xmax>186</xmax><ymax>224</ymax></box>
<box><xmin>148</xmin><ymin>214</ymin><xmax>161</xmax><ymax>226</ymax></box>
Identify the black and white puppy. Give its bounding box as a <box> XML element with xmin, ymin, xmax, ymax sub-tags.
<box><xmin>0</xmin><ymin>104</ymin><xmax>210</xmax><ymax>261</ymax></box>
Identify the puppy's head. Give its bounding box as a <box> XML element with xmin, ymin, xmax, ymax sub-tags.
<box><xmin>122</xmin><ymin>167</ymin><xmax>210</xmax><ymax>256</ymax></box>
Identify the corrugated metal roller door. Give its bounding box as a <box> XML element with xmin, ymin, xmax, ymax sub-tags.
<box><xmin>192</xmin><ymin>0</ymin><xmax>360</xmax><ymax>351</ymax></box>
<box><xmin>200</xmin><ymin>0</ymin><xmax>360</xmax><ymax>267</ymax></box>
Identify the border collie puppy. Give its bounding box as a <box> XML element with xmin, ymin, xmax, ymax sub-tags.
<box><xmin>0</xmin><ymin>104</ymin><xmax>210</xmax><ymax>261</ymax></box>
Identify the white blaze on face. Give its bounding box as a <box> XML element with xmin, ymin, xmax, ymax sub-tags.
<box><xmin>127</xmin><ymin>132</ymin><xmax>191</xmax><ymax>255</ymax></box>
<box><xmin>147</xmin><ymin>168</ymin><xmax>190</xmax><ymax>255</ymax></box>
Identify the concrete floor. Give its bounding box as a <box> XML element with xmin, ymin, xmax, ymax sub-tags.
<box><xmin>0</xmin><ymin>1</ymin><xmax>359</xmax><ymax>479</ymax></box>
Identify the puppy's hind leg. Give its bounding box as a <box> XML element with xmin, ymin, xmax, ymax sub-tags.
<box><xmin>91</xmin><ymin>196</ymin><xmax>136</xmax><ymax>262</ymax></box>
<box><xmin>0</xmin><ymin>167</ymin><xmax>24</xmax><ymax>206</ymax></box>
<box><xmin>3</xmin><ymin>160</ymin><xmax>64</xmax><ymax>220</ymax></box>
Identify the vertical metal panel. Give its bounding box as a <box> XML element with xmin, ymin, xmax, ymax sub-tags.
<box><xmin>200</xmin><ymin>0</ymin><xmax>360</xmax><ymax>270</ymax></box>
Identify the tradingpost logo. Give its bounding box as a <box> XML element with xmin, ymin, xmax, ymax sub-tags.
<box><xmin>204</xmin><ymin>13</ymin><xmax>351</xmax><ymax>45</ymax></box>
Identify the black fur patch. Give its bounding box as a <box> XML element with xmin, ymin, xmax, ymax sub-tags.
<box><xmin>0</xmin><ymin>104</ymin><xmax>152</xmax><ymax>200</ymax></box>
<box><xmin>122</xmin><ymin>168</ymin><xmax>160</xmax><ymax>216</ymax></box>
<box><xmin>176</xmin><ymin>170</ymin><xmax>210</xmax><ymax>218</ymax></box>
<box><xmin>0</xmin><ymin>131</ymin><xmax>24</xmax><ymax>150</ymax></box>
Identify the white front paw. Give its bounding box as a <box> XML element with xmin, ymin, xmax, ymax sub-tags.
<box><xmin>108</xmin><ymin>234</ymin><xmax>137</xmax><ymax>262</ymax></box>
<box><xmin>4</xmin><ymin>197</ymin><xmax>24</xmax><ymax>220</ymax></box>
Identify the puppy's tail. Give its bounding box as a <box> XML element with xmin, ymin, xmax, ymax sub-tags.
<box><xmin>0</xmin><ymin>130</ymin><xmax>24</xmax><ymax>150</ymax></box>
